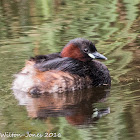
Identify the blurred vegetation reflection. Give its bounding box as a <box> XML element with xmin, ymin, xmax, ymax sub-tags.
<box><xmin>0</xmin><ymin>0</ymin><xmax>140</xmax><ymax>140</ymax></box>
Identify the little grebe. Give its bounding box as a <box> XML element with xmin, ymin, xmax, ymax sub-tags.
<box><xmin>13</xmin><ymin>38</ymin><xmax>111</xmax><ymax>94</ymax></box>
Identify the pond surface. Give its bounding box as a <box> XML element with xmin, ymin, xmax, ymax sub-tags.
<box><xmin>0</xmin><ymin>0</ymin><xmax>140</xmax><ymax>140</ymax></box>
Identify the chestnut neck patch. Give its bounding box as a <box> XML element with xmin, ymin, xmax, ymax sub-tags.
<box><xmin>61</xmin><ymin>44</ymin><xmax>85</xmax><ymax>61</ymax></box>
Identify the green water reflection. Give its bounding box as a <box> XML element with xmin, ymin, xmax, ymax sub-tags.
<box><xmin>0</xmin><ymin>0</ymin><xmax>140</xmax><ymax>140</ymax></box>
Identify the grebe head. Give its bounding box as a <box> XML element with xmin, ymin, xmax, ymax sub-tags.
<box><xmin>61</xmin><ymin>38</ymin><xmax>107</xmax><ymax>61</ymax></box>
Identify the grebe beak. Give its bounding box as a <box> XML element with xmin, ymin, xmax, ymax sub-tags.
<box><xmin>88</xmin><ymin>52</ymin><xmax>107</xmax><ymax>60</ymax></box>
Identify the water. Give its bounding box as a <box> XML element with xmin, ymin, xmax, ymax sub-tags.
<box><xmin>0</xmin><ymin>0</ymin><xmax>140</xmax><ymax>140</ymax></box>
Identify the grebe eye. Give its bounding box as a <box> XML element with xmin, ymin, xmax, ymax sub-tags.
<box><xmin>84</xmin><ymin>48</ymin><xmax>88</xmax><ymax>53</ymax></box>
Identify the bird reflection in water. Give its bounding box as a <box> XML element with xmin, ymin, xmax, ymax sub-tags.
<box><xmin>12</xmin><ymin>87</ymin><xmax>110</xmax><ymax>126</ymax></box>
